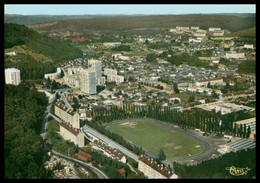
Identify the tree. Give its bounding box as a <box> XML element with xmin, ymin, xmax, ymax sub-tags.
<box><xmin>46</xmin><ymin>77</ymin><xmax>51</xmax><ymax>89</ymax></box>
<box><xmin>246</xmin><ymin>126</ymin><xmax>251</xmax><ymax>138</ymax></box>
<box><xmin>146</xmin><ymin>53</ymin><xmax>157</xmax><ymax>63</ymax></box>
<box><xmin>207</xmin><ymin>82</ymin><xmax>211</xmax><ymax>88</ymax></box>
<box><xmin>72</xmin><ymin>97</ymin><xmax>79</xmax><ymax>111</ymax></box>
<box><xmin>188</xmin><ymin>95</ymin><xmax>195</xmax><ymax>103</ymax></box>
<box><xmin>144</xmin><ymin>39</ymin><xmax>149</xmax><ymax>45</ymax></box>
<box><xmin>158</xmin><ymin>148</ymin><xmax>166</xmax><ymax>161</ymax></box>
<box><xmin>173</xmin><ymin>82</ymin><xmax>179</xmax><ymax>93</ymax></box>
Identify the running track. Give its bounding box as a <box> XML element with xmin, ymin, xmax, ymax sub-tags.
<box><xmin>105</xmin><ymin>118</ymin><xmax>211</xmax><ymax>161</ymax></box>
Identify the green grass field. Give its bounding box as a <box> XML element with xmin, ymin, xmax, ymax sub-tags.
<box><xmin>109</xmin><ymin>121</ymin><xmax>205</xmax><ymax>159</ymax></box>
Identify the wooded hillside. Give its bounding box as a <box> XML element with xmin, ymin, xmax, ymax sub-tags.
<box><xmin>30</xmin><ymin>14</ymin><xmax>255</xmax><ymax>33</ymax></box>
<box><xmin>4</xmin><ymin>23</ymin><xmax>83</xmax><ymax>80</ymax></box>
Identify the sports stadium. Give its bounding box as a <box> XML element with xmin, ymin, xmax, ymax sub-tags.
<box><xmin>105</xmin><ymin>118</ymin><xmax>211</xmax><ymax>160</ymax></box>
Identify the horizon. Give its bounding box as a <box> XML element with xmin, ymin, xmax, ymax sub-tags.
<box><xmin>4</xmin><ymin>4</ymin><xmax>256</xmax><ymax>16</ymax></box>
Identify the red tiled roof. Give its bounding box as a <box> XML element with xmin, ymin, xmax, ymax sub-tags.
<box><xmin>55</xmin><ymin>102</ymin><xmax>68</xmax><ymax>112</ymax></box>
<box><xmin>107</xmin><ymin>83</ymin><xmax>116</xmax><ymax>88</ymax></box>
<box><xmin>60</xmin><ymin>121</ymin><xmax>79</xmax><ymax>136</ymax></box>
<box><xmin>139</xmin><ymin>155</ymin><xmax>174</xmax><ymax>178</ymax></box>
<box><xmin>78</xmin><ymin>150</ymin><xmax>92</xmax><ymax>162</ymax></box>
<box><xmin>118</xmin><ymin>168</ymin><xmax>126</xmax><ymax>177</ymax></box>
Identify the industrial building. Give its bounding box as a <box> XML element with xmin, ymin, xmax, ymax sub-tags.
<box><xmin>226</xmin><ymin>138</ymin><xmax>255</xmax><ymax>152</ymax></box>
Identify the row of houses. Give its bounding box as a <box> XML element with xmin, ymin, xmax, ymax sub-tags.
<box><xmin>92</xmin><ymin>139</ymin><xmax>127</xmax><ymax>164</ymax></box>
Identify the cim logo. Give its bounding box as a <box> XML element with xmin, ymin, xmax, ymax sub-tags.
<box><xmin>225</xmin><ymin>166</ymin><xmax>251</xmax><ymax>176</ymax></box>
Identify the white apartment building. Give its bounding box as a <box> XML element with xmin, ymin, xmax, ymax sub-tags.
<box><xmin>88</xmin><ymin>59</ymin><xmax>102</xmax><ymax>77</ymax></box>
<box><xmin>60</xmin><ymin>121</ymin><xmax>85</xmax><ymax>147</ymax></box>
<box><xmin>226</xmin><ymin>52</ymin><xmax>245</xmax><ymax>59</ymax></box>
<box><xmin>104</xmin><ymin>68</ymin><xmax>117</xmax><ymax>76</ymax></box>
<box><xmin>107</xmin><ymin>74</ymin><xmax>124</xmax><ymax>84</ymax></box>
<box><xmin>113</xmin><ymin>54</ymin><xmax>131</xmax><ymax>61</ymax></box>
<box><xmin>103</xmin><ymin>42</ymin><xmax>121</xmax><ymax>47</ymax></box>
<box><xmin>5</xmin><ymin>68</ymin><xmax>21</xmax><ymax>85</ymax></box>
<box><xmin>44</xmin><ymin>67</ymin><xmax>62</xmax><ymax>80</ymax></box>
<box><xmin>213</xmin><ymin>30</ymin><xmax>225</xmax><ymax>36</ymax></box>
<box><xmin>176</xmin><ymin>26</ymin><xmax>189</xmax><ymax>31</ymax></box>
<box><xmin>244</xmin><ymin>44</ymin><xmax>254</xmax><ymax>49</ymax></box>
<box><xmin>194</xmin><ymin>33</ymin><xmax>207</xmax><ymax>37</ymax></box>
<box><xmin>63</xmin><ymin>75</ymin><xmax>80</xmax><ymax>88</ymax></box>
<box><xmin>209</xmin><ymin>27</ymin><xmax>221</xmax><ymax>32</ymax></box>
<box><xmin>190</xmin><ymin>26</ymin><xmax>199</xmax><ymax>30</ymax></box>
<box><xmin>97</xmin><ymin>76</ymin><xmax>106</xmax><ymax>86</ymax></box>
<box><xmin>67</xmin><ymin>67</ymin><xmax>83</xmax><ymax>75</ymax></box>
<box><xmin>54</xmin><ymin>102</ymin><xmax>80</xmax><ymax>129</ymax></box>
<box><xmin>196</xmin><ymin>78</ymin><xmax>225</xmax><ymax>87</ymax></box>
<box><xmin>189</xmin><ymin>38</ymin><xmax>202</xmax><ymax>43</ymax></box>
<box><xmin>80</xmin><ymin>69</ymin><xmax>97</xmax><ymax>95</ymax></box>
<box><xmin>138</xmin><ymin>155</ymin><xmax>178</xmax><ymax>179</ymax></box>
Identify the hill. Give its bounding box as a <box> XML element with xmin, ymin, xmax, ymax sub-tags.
<box><xmin>28</xmin><ymin>14</ymin><xmax>256</xmax><ymax>34</ymax></box>
<box><xmin>4</xmin><ymin>23</ymin><xmax>83</xmax><ymax>80</ymax></box>
<box><xmin>4</xmin><ymin>14</ymin><xmax>147</xmax><ymax>25</ymax></box>
<box><xmin>229</xmin><ymin>27</ymin><xmax>256</xmax><ymax>38</ymax></box>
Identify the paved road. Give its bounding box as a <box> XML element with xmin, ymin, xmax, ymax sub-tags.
<box><xmin>82</xmin><ymin>124</ymin><xmax>139</xmax><ymax>162</ymax></box>
<box><xmin>39</xmin><ymin>94</ymin><xmax>108</xmax><ymax>179</ymax></box>
<box><xmin>105</xmin><ymin>118</ymin><xmax>211</xmax><ymax>161</ymax></box>
<box><xmin>61</xmin><ymin>92</ymin><xmax>73</xmax><ymax>110</ymax></box>
<box><xmin>51</xmin><ymin>150</ymin><xmax>108</xmax><ymax>179</ymax></box>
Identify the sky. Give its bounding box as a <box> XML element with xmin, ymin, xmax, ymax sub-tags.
<box><xmin>4</xmin><ymin>4</ymin><xmax>256</xmax><ymax>15</ymax></box>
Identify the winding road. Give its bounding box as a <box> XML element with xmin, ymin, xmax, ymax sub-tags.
<box><xmin>105</xmin><ymin>118</ymin><xmax>211</xmax><ymax>161</ymax></box>
<box><xmin>39</xmin><ymin>90</ymin><xmax>108</xmax><ymax>179</ymax></box>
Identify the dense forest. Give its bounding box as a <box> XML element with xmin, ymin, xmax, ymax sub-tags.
<box><xmin>173</xmin><ymin>148</ymin><xmax>256</xmax><ymax>179</ymax></box>
<box><xmin>4</xmin><ymin>84</ymin><xmax>52</xmax><ymax>178</ymax></box>
<box><xmin>4</xmin><ymin>53</ymin><xmax>56</xmax><ymax>80</ymax></box>
<box><xmin>237</xmin><ymin>60</ymin><xmax>256</xmax><ymax>74</ymax></box>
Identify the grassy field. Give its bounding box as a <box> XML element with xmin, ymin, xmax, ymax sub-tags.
<box><xmin>109</xmin><ymin>121</ymin><xmax>205</xmax><ymax>159</ymax></box>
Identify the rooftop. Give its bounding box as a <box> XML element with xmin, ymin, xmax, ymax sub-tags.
<box><xmin>139</xmin><ymin>155</ymin><xmax>174</xmax><ymax>179</ymax></box>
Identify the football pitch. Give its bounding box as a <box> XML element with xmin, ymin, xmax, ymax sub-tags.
<box><xmin>109</xmin><ymin>121</ymin><xmax>205</xmax><ymax>159</ymax></box>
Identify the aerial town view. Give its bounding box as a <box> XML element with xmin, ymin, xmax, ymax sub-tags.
<box><xmin>4</xmin><ymin>4</ymin><xmax>256</xmax><ymax>179</ymax></box>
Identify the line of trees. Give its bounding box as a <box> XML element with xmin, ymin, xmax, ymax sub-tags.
<box><xmin>92</xmin><ymin>104</ymin><xmax>252</xmax><ymax>138</ymax></box>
